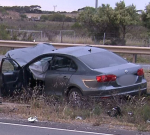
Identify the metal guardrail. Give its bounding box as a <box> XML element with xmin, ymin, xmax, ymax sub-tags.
<box><xmin>0</xmin><ymin>40</ymin><xmax>150</xmax><ymax>62</ymax></box>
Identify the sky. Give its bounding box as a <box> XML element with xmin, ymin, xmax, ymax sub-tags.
<box><xmin>0</xmin><ymin>0</ymin><xmax>149</xmax><ymax>12</ymax></box>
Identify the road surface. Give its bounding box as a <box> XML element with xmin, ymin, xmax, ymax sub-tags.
<box><xmin>0</xmin><ymin>119</ymin><xmax>149</xmax><ymax>135</ymax></box>
<box><xmin>0</xmin><ymin>122</ymin><xmax>112</xmax><ymax>135</ymax></box>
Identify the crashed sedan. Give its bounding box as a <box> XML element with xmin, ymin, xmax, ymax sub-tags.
<box><xmin>0</xmin><ymin>44</ymin><xmax>147</xmax><ymax>102</ymax></box>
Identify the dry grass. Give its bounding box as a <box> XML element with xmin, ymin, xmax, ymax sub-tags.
<box><xmin>1</xmin><ymin>86</ymin><xmax>150</xmax><ymax>132</ymax></box>
<box><xmin>144</xmin><ymin>71</ymin><xmax>150</xmax><ymax>94</ymax></box>
<box><xmin>51</xmin><ymin>36</ymin><xmax>149</xmax><ymax>46</ymax></box>
<box><xmin>52</xmin><ymin>35</ymin><xmax>94</xmax><ymax>44</ymax></box>
<box><xmin>0</xmin><ymin>47</ymin><xmax>12</xmax><ymax>55</ymax></box>
<box><xmin>126</xmin><ymin>39</ymin><xmax>148</xmax><ymax>47</ymax></box>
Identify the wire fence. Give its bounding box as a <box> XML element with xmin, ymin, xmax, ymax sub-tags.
<box><xmin>5</xmin><ymin>29</ymin><xmax>150</xmax><ymax>46</ymax></box>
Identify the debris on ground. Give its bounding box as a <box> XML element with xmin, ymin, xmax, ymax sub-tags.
<box><xmin>128</xmin><ymin>112</ymin><xmax>133</xmax><ymax>116</ymax></box>
<box><xmin>75</xmin><ymin>116</ymin><xmax>83</xmax><ymax>120</ymax></box>
<box><xmin>28</xmin><ymin>116</ymin><xmax>38</xmax><ymax>123</ymax></box>
<box><xmin>147</xmin><ymin>120</ymin><xmax>150</xmax><ymax>123</ymax></box>
<box><xmin>107</xmin><ymin>106</ymin><xmax>122</xmax><ymax>117</ymax></box>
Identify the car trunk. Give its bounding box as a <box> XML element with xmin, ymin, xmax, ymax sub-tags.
<box><xmin>94</xmin><ymin>63</ymin><xmax>142</xmax><ymax>87</ymax></box>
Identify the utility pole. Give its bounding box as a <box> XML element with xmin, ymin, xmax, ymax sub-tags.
<box><xmin>53</xmin><ymin>5</ymin><xmax>57</xmax><ymax>12</ymax></box>
<box><xmin>95</xmin><ymin>0</ymin><xmax>98</xmax><ymax>9</ymax></box>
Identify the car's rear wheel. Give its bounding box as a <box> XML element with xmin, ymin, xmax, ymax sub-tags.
<box><xmin>68</xmin><ymin>88</ymin><xmax>82</xmax><ymax>107</ymax></box>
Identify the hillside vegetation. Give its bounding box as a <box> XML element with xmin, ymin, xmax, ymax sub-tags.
<box><xmin>0</xmin><ymin>1</ymin><xmax>150</xmax><ymax>46</ymax></box>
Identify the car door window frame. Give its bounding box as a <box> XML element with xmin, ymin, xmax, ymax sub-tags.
<box><xmin>1</xmin><ymin>58</ymin><xmax>20</xmax><ymax>73</ymax></box>
<box><xmin>50</xmin><ymin>55</ymin><xmax>77</xmax><ymax>72</ymax></box>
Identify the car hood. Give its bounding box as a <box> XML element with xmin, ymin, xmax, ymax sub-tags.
<box><xmin>5</xmin><ymin>43</ymin><xmax>56</xmax><ymax>67</ymax></box>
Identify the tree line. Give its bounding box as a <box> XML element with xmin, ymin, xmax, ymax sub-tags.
<box><xmin>1</xmin><ymin>1</ymin><xmax>150</xmax><ymax>45</ymax></box>
<box><xmin>78</xmin><ymin>1</ymin><xmax>150</xmax><ymax>45</ymax></box>
<box><xmin>0</xmin><ymin>5</ymin><xmax>42</xmax><ymax>14</ymax></box>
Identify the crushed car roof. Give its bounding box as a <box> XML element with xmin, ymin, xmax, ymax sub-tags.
<box><xmin>5</xmin><ymin>43</ymin><xmax>56</xmax><ymax>67</ymax></box>
<box><xmin>51</xmin><ymin>46</ymin><xmax>107</xmax><ymax>57</ymax></box>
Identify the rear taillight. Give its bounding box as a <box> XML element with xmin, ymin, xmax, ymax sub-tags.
<box><xmin>137</xmin><ymin>68</ymin><xmax>144</xmax><ymax>76</ymax></box>
<box><xmin>96</xmin><ymin>75</ymin><xmax>116</xmax><ymax>82</ymax></box>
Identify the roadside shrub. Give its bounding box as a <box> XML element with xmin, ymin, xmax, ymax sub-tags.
<box><xmin>20</xmin><ymin>14</ymin><xmax>27</xmax><ymax>21</ymax></box>
<box><xmin>92</xmin><ymin>105</ymin><xmax>102</xmax><ymax>116</ymax></box>
<box><xmin>49</xmin><ymin>13</ymin><xmax>65</xmax><ymax>22</ymax></box>
<box><xmin>141</xmin><ymin>104</ymin><xmax>150</xmax><ymax>122</ymax></box>
<box><xmin>71</xmin><ymin>22</ymin><xmax>82</xmax><ymax>29</ymax></box>
<box><xmin>0</xmin><ymin>25</ymin><xmax>10</xmax><ymax>40</ymax></box>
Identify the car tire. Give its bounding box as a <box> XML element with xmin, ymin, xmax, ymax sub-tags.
<box><xmin>68</xmin><ymin>88</ymin><xmax>82</xmax><ymax>107</ymax></box>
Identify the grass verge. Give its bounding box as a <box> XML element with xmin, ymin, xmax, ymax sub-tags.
<box><xmin>0</xmin><ymin>68</ymin><xmax>150</xmax><ymax>132</ymax></box>
<box><xmin>1</xmin><ymin>86</ymin><xmax>150</xmax><ymax>132</ymax></box>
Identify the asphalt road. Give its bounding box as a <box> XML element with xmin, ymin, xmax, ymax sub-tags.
<box><xmin>0</xmin><ymin>119</ymin><xmax>149</xmax><ymax>135</ymax></box>
<box><xmin>0</xmin><ymin>122</ymin><xmax>113</xmax><ymax>135</ymax></box>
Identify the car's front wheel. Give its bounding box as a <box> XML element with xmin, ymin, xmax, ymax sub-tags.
<box><xmin>68</xmin><ymin>88</ymin><xmax>82</xmax><ymax>107</ymax></box>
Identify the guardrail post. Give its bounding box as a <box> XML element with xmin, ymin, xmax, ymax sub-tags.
<box><xmin>103</xmin><ymin>33</ymin><xmax>106</xmax><ymax>45</ymax></box>
<box><xmin>60</xmin><ymin>30</ymin><xmax>62</xmax><ymax>43</ymax></box>
<box><xmin>132</xmin><ymin>54</ymin><xmax>137</xmax><ymax>63</ymax></box>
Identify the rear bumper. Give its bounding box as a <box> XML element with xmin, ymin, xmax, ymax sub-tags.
<box><xmin>82</xmin><ymin>81</ymin><xmax>147</xmax><ymax>98</ymax></box>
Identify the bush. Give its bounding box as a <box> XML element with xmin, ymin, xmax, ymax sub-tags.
<box><xmin>71</xmin><ymin>22</ymin><xmax>82</xmax><ymax>29</ymax></box>
<box><xmin>40</xmin><ymin>15</ymin><xmax>50</xmax><ymax>21</ymax></box>
<box><xmin>49</xmin><ymin>13</ymin><xmax>65</xmax><ymax>22</ymax></box>
<box><xmin>141</xmin><ymin>104</ymin><xmax>150</xmax><ymax>122</ymax></box>
<box><xmin>20</xmin><ymin>14</ymin><xmax>27</xmax><ymax>20</ymax></box>
<box><xmin>0</xmin><ymin>25</ymin><xmax>10</xmax><ymax>40</ymax></box>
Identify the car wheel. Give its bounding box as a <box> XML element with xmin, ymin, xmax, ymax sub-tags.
<box><xmin>68</xmin><ymin>88</ymin><xmax>82</xmax><ymax>107</ymax></box>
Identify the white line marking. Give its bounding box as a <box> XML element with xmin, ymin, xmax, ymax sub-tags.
<box><xmin>0</xmin><ymin>122</ymin><xmax>113</xmax><ymax>135</ymax></box>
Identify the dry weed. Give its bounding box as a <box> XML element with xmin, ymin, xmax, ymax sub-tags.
<box><xmin>1</xmin><ymin>82</ymin><xmax>150</xmax><ymax>131</ymax></box>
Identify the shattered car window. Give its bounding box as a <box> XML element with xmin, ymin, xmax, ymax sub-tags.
<box><xmin>2</xmin><ymin>59</ymin><xmax>18</xmax><ymax>73</ymax></box>
<box><xmin>51</xmin><ymin>56</ymin><xmax>76</xmax><ymax>71</ymax></box>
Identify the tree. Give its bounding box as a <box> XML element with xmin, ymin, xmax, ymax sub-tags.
<box><xmin>41</xmin><ymin>15</ymin><xmax>50</xmax><ymax>21</ymax></box>
<box><xmin>141</xmin><ymin>3</ymin><xmax>150</xmax><ymax>29</ymax></box>
<box><xmin>78</xmin><ymin>7</ymin><xmax>96</xmax><ymax>34</ymax></box>
<box><xmin>0</xmin><ymin>7</ymin><xmax>8</xmax><ymax>15</ymax></box>
<box><xmin>114</xmin><ymin>1</ymin><xmax>139</xmax><ymax>40</ymax></box>
<box><xmin>78</xmin><ymin>2</ymin><xmax>139</xmax><ymax>45</ymax></box>
<box><xmin>20</xmin><ymin>14</ymin><xmax>27</xmax><ymax>20</ymax></box>
<box><xmin>78</xmin><ymin>5</ymin><xmax>120</xmax><ymax>44</ymax></box>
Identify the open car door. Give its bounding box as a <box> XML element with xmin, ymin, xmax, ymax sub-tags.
<box><xmin>0</xmin><ymin>58</ymin><xmax>23</xmax><ymax>96</ymax></box>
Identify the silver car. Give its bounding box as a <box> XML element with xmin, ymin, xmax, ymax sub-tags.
<box><xmin>0</xmin><ymin>45</ymin><xmax>147</xmax><ymax>102</ymax></box>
